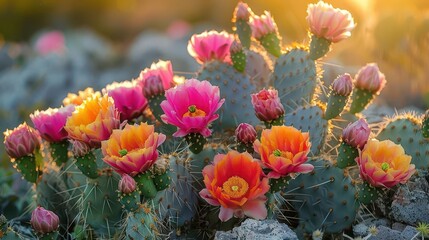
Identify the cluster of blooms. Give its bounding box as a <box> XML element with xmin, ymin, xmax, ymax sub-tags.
<box><xmin>2</xmin><ymin>1</ymin><xmax>416</xmax><ymax>230</ymax></box>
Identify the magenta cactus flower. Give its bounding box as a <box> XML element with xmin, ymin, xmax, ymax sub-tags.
<box><xmin>3</xmin><ymin>123</ymin><xmax>41</xmax><ymax>159</ymax></box>
<box><xmin>342</xmin><ymin>119</ymin><xmax>371</xmax><ymax>149</ymax></box>
<box><xmin>139</xmin><ymin>60</ymin><xmax>175</xmax><ymax>94</ymax></box>
<box><xmin>306</xmin><ymin>1</ymin><xmax>355</xmax><ymax>43</ymax></box>
<box><xmin>251</xmin><ymin>88</ymin><xmax>285</xmax><ymax>124</ymax></box>
<box><xmin>118</xmin><ymin>174</ymin><xmax>137</xmax><ymax>194</ymax></box>
<box><xmin>30</xmin><ymin>105</ymin><xmax>75</xmax><ymax>142</ymax></box>
<box><xmin>160</xmin><ymin>79</ymin><xmax>225</xmax><ymax>137</ymax></box>
<box><xmin>104</xmin><ymin>80</ymin><xmax>148</xmax><ymax>122</ymax></box>
<box><xmin>34</xmin><ymin>31</ymin><xmax>65</xmax><ymax>55</ymax></box>
<box><xmin>354</xmin><ymin>63</ymin><xmax>387</xmax><ymax>94</ymax></box>
<box><xmin>187</xmin><ymin>31</ymin><xmax>234</xmax><ymax>64</ymax></box>
<box><xmin>332</xmin><ymin>74</ymin><xmax>353</xmax><ymax>96</ymax></box>
<box><xmin>31</xmin><ymin>206</ymin><xmax>60</xmax><ymax>234</ymax></box>
<box><xmin>235</xmin><ymin>123</ymin><xmax>257</xmax><ymax>144</ymax></box>
<box><xmin>249</xmin><ymin>11</ymin><xmax>278</xmax><ymax>39</ymax></box>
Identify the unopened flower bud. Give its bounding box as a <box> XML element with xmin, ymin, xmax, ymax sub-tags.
<box><xmin>3</xmin><ymin>123</ymin><xmax>41</xmax><ymax>158</ymax></box>
<box><xmin>235</xmin><ymin>123</ymin><xmax>257</xmax><ymax>144</ymax></box>
<box><xmin>31</xmin><ymin>206</ymin><xmax>59</xmax><ymax>234</ymax></box>
<box><xmin>143</xmin><ymin>75</ymin><xmax>165</xmax><ymax>98</ymax></box>
<box><xmin>118</xmin><ymin>174</ymin><xmax>137</xmax><ymax>194</ymax></box>
<box><xmin>249</xmin><ymin>11</ymin><xmax>278</xmax><ymax>39</ymax></box>
<box><xmin>234</xmin><ymin>2</ymin><xmax>253</xmax><ymax>21</ymax></box>
<box><xmin>342</xmin><ymin>119</ymin><xmax>370</xmax><ymax>149</ymax></box>
<box><xmin>332</xmin><ymin>73</ymin><xmax>353</xmax><ymax>96</ymax></box>
<box><xmin>230</xmin><ymin>40</ymin><xmax>243</xmax><ymax>54</ymax></box>
<box><xmin>354</xmin><ymin>63</ymin><xmax>386</xmax><ymax>94</ymax></box>
<box><xmin>251</xmin><ymin>88</ymin><xmax>285</xmax><ymax>122</ymax></box>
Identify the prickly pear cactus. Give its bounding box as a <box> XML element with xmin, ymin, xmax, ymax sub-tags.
<box><xmin>245</xmin><ymin>49</ymin><xmax>272</xmax><ymax>90</ymax></box>
<box><xmin>197</xmin><ymin>61</ymin><xmax>259</xmax><ymax>131</ymax></box>
<box><xmin>376</xmin><ymin>114</ymin><xmax>429</xmax><ymax>171</ymax></box>
<box><xmin>284</xmin><ymin>158</ymin><xmax>358</xmax><ymax>236</ymax></box>
<box><xmin>125</xmin><ymin>204</ymin><xmax>160</xmax><ymax>240</ymax></box>
<box><xmin>272</xmin><ymin>47</ymin><xmax>319</xmax><ymax>111</ymax></box>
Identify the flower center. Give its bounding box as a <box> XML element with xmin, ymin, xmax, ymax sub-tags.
<box><xmin>183</xmin><ymin>105</ymin><xmax>206</xmax><ymax>117</ymax></box>
<box><xmin>381</xmin><ymin>162</ymin><xmax>389</xmax><ymax>172</ymax></box>
<box><xmin>119</xmin><ymin>149</ymin><xmax>128</xmax><ymax>157</ymax></box>
<box><xmin>222</xmin><ymin>176</ymin><xmax>249</xmax><ymax>198</ymax></box>
<box><xmin>272</xmin><ymin>149</ymin><xmax>293</xmax><ymax>159</ymax></box>
<box><xmin>273</xmin><ymin>149</ymin><xmax>281</xmax><ymax>156</ymax></box>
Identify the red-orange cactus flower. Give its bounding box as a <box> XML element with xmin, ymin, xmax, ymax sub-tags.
<box><xmin>65</xmin><ymin>94</ymin><xmax>120</xmax><ymax>147</ymax></box>
<box><xmin>254</xmin><ymin>126</ymin><xmax>313</xmax><ymax>179</ymax></box>
<box><xmin>101</xmin><ymin>123</ymin><xmax>166</xmax><ymax>176</ymax></box>
<box><xmin>356</xmin><ymin>139</ymin><xmax>415</xmax><ymax>188</ymax></box>
<box><xmin>199</xmin><ymin>151</ymin><xmax>270</xmax><ymax>222</ymax></box>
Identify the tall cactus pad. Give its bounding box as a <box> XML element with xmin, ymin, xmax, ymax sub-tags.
<box><xmin>336</xmin><ymin>142</ymin><xmax>359</xmax><ymax>169</ymax></box>
<box><xmin>80</xmin><ymin>169</ymin><xmax>123</xmax><ymax>238</ymax></box>
<box><xmin>324</xmin><ymin>94</ymin><xmax>348</xmax><ymax>120</ymax></box>
<box><xmin>235</xmin><ymin>19</ymin><xmax>251</xmax><ymax>49</ymax></box>
<box><xmin>197</xmin><ymin>61</ymin><xmax>258</xmax><ymax>130</ymax></box>
<box><xmin>154</xmin><ymin>153</ymin><xmax>198</xmax><ymax>228</ymax></box>
<box><xmin>376</xmin><ymin>116</ymin><xmax>429</xmax><ymax>170</ymax></box>
<box><xmin>349</xmin><ymin>88</ymin><xmax>374</xmax><ymax>114</ymax></box>
<box><xmin>245</xmin><ymin>49</ymin><xmax>272</xmax><ymax>90</ymax></box>
<box><xmin>309</xmin><ymin>35</ymin><xmax>331</xmax><ymax>60</ymax></box>
<box><xmin>357</xmin><ymin>181</ymin><xmax>382</xmax><ymax>205</ymax></box>
<box><xmin>258</xmin><ymin>33</ymin><xmax>282</xmax><ymax>57</ymax></box>
<box><xmin>284</xmin><ymin>105</ymin><xmax>329</xmax><ymax>156</ymax></box>
<box><xmin>75</xmin><ymin>151</ymin><xmax>99</xmax><ymax>179</ymax></box>
<box><xmin>272</xmin><ymin>48</ymin><xmax>318</xmax><ymax>111</ymax></box>
<box><xmin>14</xmin><ymin>154</ymin><xmax>42</xmax><ymax>183</ymax></box>
<box><xmin>49</xmin><ymin>141</ymin><xmax>69</xmax><ymax>165</ymax></box>
<box><xmin>284</xmin><ymin>159</ymin><xmax>358</xmax><ymax>234</ymax></box>
<box><xmin>125</xmin><ymin>204</ymin><xmax>160</xmax><ymax>240</ymax></box>
<box><xmin>134</xmin><ymin>171</ymin><xmax>158</xmax><ymax>199</ymax></box>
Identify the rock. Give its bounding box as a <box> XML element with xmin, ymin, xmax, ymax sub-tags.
<box><xmin>353</xmin><ymin>223</ymin><xmax>369</xmax><ymax>237</ymax></box>
<box><xmin>401</xmin><ymin>226</ymin><xmax>419</xmax><ymax>239</ymax></box>
<box><xmin>391</xmin><ymin>178</ymin><xmax>429</xmax><ymax>225</ymax></box>
<box><xmin>368</xmin><ymin>226</ymin><xmax>407</xmax><ymax>240</ymax></box>
<box><xmin>391</xmin><ymin>222</ymin><xmax>407</xmax><ymax>232</ymax></box>
<box><xmin>215</xmin><ymin>219</ymin><xmax>298</xmax><ymax>240</ymax></box>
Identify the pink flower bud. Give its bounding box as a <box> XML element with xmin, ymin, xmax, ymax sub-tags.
<box><xmin>71</xmin><ymin>140</ymin><xmax>91</xmax><ymax>157</ymax></box>
<box><xmin>235</xmin><ymin>123</ymin><xmax>257</xmax><ymax>144</ymax></box>
<box><xmin>249</xmin><ymin>11</ymin><xmax>278</xmax><ymax>39</ymax></box>
<box><xmin>332</xmin><ymin>73</ymin><xmax>353</xmax><ymax>96</ymax></box>
<box><xmin>230</xmin><ymin>40</ymin><xmax>243</xmax><ymax>54</ymax></box>
<box><xmin>3</xmin><ymin>123</ymin><xmax>41</xmax><ymax>158</ymax></box>
<box><xmin>118</xmin><ymin>174</ymin><xmax>137</xmax><ymax>194</ymax></box>
<box><xmin>143</xmin><ymin>75</ymin><xmax>165</xmax><ymax>98</ymax></box>
<box><xmin>342</xmin><ymin>119</ymin><xmax>370</xmax><ymax>149</ymax></box>
<box><xmin>354</xmin><ymin>63</ymin><xmax>386</xmax><ymax>94</ymax></box>
<box><xmin>31</xmin><ymin>206</ymin><xmax>59</xmax><ymax>234</ymax></box>
<box><xmin>234</xmin><ymin>2</ymin><xmax>253</xmax><ymax>21</ymax></box>
<box><xmin>251</xmin><ymin>88</ymin><xmax>285</xmax><ymax>122</ymax></box>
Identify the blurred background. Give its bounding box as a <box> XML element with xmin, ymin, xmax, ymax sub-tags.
<box><xmin>0</xmin><ymin>0</ymin><xmax>428</xmax><ymax>161</ymax></box>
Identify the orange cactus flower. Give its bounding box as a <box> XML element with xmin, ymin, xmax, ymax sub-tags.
<box><xmin>356</xmin><ymin>139</ymin><xmax>415</xmax><ymax>188</ymax></box>
<box><xmin>199</xmin><ymin>151</ymin><xmax>270</xmax><ymax>222</ymax></box>
<box><xmin>101</xmin><ymin>123</ymin><xmax>166</xmax><ymax>176</ymax></box>
<box><xmin>63</xmin><ymin>87</ymin><xmax>101</xmax><ymax>106</ymax></box>
<box><xmin>254</xmin><ymin>126</ymin><xmax>313</xmax><ymax>179</ymax></box>
<box><xmin>65</xmin><ymin>94</ymin><xmax>120</xmax><ymax>147</ymax></box>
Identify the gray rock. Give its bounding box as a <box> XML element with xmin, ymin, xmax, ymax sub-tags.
<box><xmin>215</xmin><ymin>219</ymin><xmax>298</xmax><ymax>240</ymax></box>
<box><xmin>391</xmin><ymin>178</ymin><xmax>429</xmax><ymax>225</ymax></box>
<box><xmin>368</xmin><ymin>226</ymin><xmax>407</xmax><ymax>240</ymax></box>
<box><xmin>401</xmin><ymin>226</ymin><xmax>419</xmax><ymax>239</ymax></box>
<box><xmin>353</xmin><ymin>223</ymin><xmax>369</xmax><ymax>237</ymax></box>
<box><xmin>392</xmin><ymin>222</ymin><xmax>407</xmax><ymax>232</ymax></box>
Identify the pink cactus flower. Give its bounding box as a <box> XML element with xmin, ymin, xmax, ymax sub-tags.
<box><xmin>249</xmin><ymin>11</ymin><xmax>278</xmax><ymax>39</ymax></box>
<box><xmin>234</xmin><ymin>2</ymin><xmax>253</xmax><ymax>21</ymax></box>
<box><xmin>342</xmin><ymin>119</ymin><xmax>371</xmax><ymax>149</ymax></box>
<box><xmin>138</xmin><ymin>60</ymin><xmax>175</xmax><ymax>94</ymax></box>
<box><xmin>354</xmin><ymin>63</ymin><xmax>387</xmax><ymax>94</ymax></box>
<box><xmin>306</xmin><ymin>1</ymin><xmax>355</xmax><ymax>43</ymax></box>
<box><xmin>101</xmin><ymin>123</ymin><xmax>165</xmax><ymax>176</ymax></box>
<box><xmin>3</xmin><ymin>123</ymin><xmax>41</xmax><ymax>159</ymax></box>
<box><xmin>35</xmin><ymin>31</ymin><xmax>65</xmax><ymax>55</ymax></box>
<box><xmin>31</xmin><ymin>206</ymin><xmax>60</xmax><ymax>234</ymax></box>
<box><xmin>235</xmin><ymin>123</ymin><xmax>257</xmax><ymax>144</ymax></box>
<box><xmin>356</xmin><ymin>139</ymin><xmax>415</xmax><ymax>188</ymax></box>
<box><xmin>104</xmin><ymin>80</ymin><xmax>148</xmax><ymax>122</ymax></box>
<box><xmin>30</xmin><ymin>105</ymin><xmax>75</xmax><ymax>142</ymax></box>
<box><xmin>251</xmin><ymin>88</ymin><xmax>285</xmax><ymax>122</ymax></box>
<box><xmin>160</xmin><ymin>79</ymin><xmax>225</xmax><ymax>137</ymax></box>
<box><xmin>332</xmin><ymin>73</ymin><xmax>353</xmax><ymax>96</ymax></box>
<box><xmin>118</xmin><ymin>174</ymin><xmax>137</xmax><ymax>194</ymax></box>
<box><xmin>187</xmin><ymin>31</ymin><xmax>234</xmax><ymax>64</ymax></box>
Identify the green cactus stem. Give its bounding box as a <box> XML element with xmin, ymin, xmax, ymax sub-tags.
<box><xmin>324</xmin><ymin>93</ymin><xmax>349</xmax><ymax>120</ymax></box>
<box><xmin>423</xmin><ymin>110</ymin><xmax>429</xmax><ymax>138</ymax></box>
<box><xmin>357</xmin><ymin>181</ymin><xmax>382</xmax><ymax>205</ymax></box>
<box><xmin>185</xmin><ymin>133</ymin><xmax>206</xmax><ymax>154</ymax></box>
<box><xmin>14</xmin><ymin>150</ymin><xmax>43</xmax><ymax>183</ymax></box>
<box><xmin>258</xmin><ymin>32</ymin><xmax>282</xmax><ymax>57</ymax></box>
<box><xmin>49</xmin><ymin>140</ymin><xmax>69</xmax><ymax>166</ymax></box>
<box><xmin>336</xmin><ymin>142</ymin><xmax>359</xmax><ymax>169</ymax></box>
<box><xmin>309</xmin><ymin>35</ymin><xmax>331</xmax><ymax>60</ymax></box>
<box><xmin>231</xmin><ymin>49</ymin><xmax>246</xmax><ymax>72</ymax></box>
<box><xmin>119</xmin><ymin>191</ymin><xmax>140</xmax><ymax>212</ymax></box>
<box><xmin>36</xmin><ymin>231</ymin><xmax>59</xmax><ymax>240</ymax></box>
<box><xmin>134</xmin><ymin>171</ymin><xmax>158</xmax><ymax>199</ymax></box>
<box><xmin>235</xmin><ymin>19</ymin><xmax>251</xmax><ymax>49</ymax></box>
<box><xmin>75</xmin><ymin>151</ymin><xmax>99</xmax><ymax>179</ymax></box>
<box><xmin>269</xmin><ymin>175</ymin><xmax>291</xmax><ymax>193</ymax></box>
<box><xmin>152</xmin><ymin>170</ymin><xmax>171</xmax><ymax>191</ymax></box>
<box><xmin>349</xmin><ymin>88</ymin><xmax>374</xmax><ymax>114</ymax></box>
<box><xmin>264</xmin><ymin>115</ymin><xmax>285</xmax><ymax>129</ymax></box>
